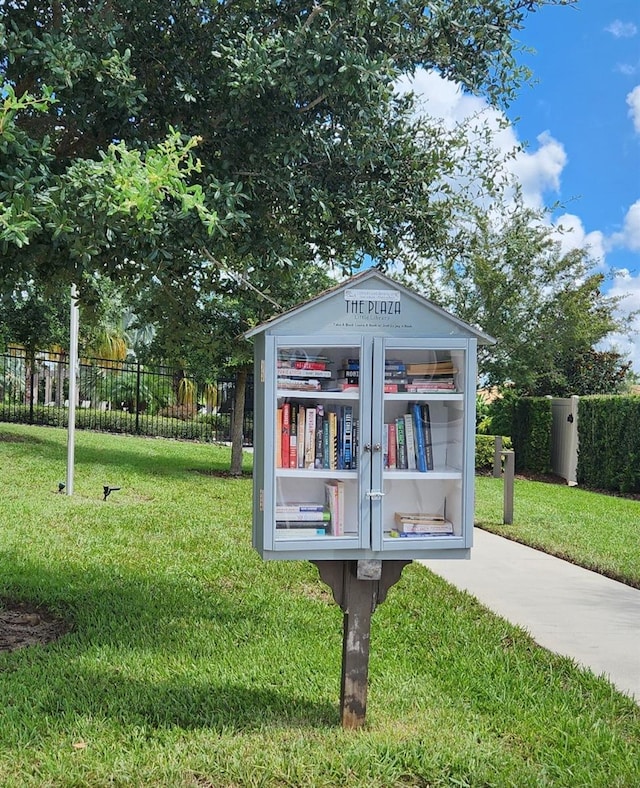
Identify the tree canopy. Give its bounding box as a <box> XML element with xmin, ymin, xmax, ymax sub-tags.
<box><xmin>407</xmin><ymin>202</ymin><xmax>632</xmax><ymax>394</ymax></box>
<box><xmin>1</xmin><ymin>0</ymin><xmax>575</xmax><ymax>310</ymax></box>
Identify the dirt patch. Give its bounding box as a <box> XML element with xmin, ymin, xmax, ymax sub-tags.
<box><xmin>189</xmin><ymin>468</ymin><xmax>251</xmax><ymax>479</ymax></box>
<box><xmin>0</xmin><ymin>600</ymin><xmax>71</xmax><ymax>652</ymax></box>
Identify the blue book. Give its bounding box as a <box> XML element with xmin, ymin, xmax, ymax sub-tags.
<box><xmin>412</xmin><ymin>403</ymin><xmax>427</xmax><ymax>472</ymax></box>
<box><xmin>342</xmin><ymin>405</ymin><xmax>353</xmax><ymax>469</ymax></box>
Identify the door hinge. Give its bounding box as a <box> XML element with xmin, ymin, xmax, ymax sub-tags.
<box><xmin>259</xmin><ymin>488</ymin><xmax>264</xmax><ymax>511</ymax></box>
<box><xmin>260</xmin><ymin>359</ymin><xmax>265</xmax><ymax>383</ymax></box>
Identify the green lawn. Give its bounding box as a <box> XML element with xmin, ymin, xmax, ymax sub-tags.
<box><xmin>0</xmin><ymin>423</ymin><xmax>639</xmax><ymax>787</ymax></box>
<box><xmin>475</xmin><ymin>476</ymin><xmax>640</xmax><ymax>588</ymax></box>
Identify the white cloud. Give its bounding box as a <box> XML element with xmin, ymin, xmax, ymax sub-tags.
<box><xmin>396</xmin><ymin>71</ymin><xmax>566</xmax><ymax>210</ymax></box>
<box><xmin>610</xmin><ymin>200</ymin><xmax>640</xmax><ymax>252</ymax></box>
<box><xmin>626</xmin><ymin>85</ymin><xmax>640</xmax><ymax>133</ymax></box>
<box><xmin>605</xmin><ymin>20</ymin><xmax>638</xmax><ymax>38</ymax></box>
<box><xmin>601</xmin><ymin>269</ymin><xmax>640</xmax><ymax>373</ymax></box>
<box><xmin>508</xmin><ymin>131</ymin><xmax>567</xmax><ymax>209</ymax></box>
<box><xmin>552</xmin><ymin>213</ymin><xmax>606</xmax><ymax>263</ymax></box>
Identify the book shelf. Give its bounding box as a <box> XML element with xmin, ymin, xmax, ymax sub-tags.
<box><xmin>246</xmin><ymin>270</ymin><xmax>493</xmax><ymax>561</ymax></box>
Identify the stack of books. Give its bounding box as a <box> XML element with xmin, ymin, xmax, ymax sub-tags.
<box><xmin>405</xmin><ymin>360</ymin><xmax>457</xmax><ymax>392</ymax></box>
<box><xmin>391</xmin><ymin>512</ymin><xmax>453</xmax><ymax>537</ymax></box>
<box><xmin>383</xmin><ymin>358</ymin><xmax>407</xmax><ymax>393</ymax></box>
<box><xmin>275</xmin><ymin>503</ymin><xmax>330</xmax><ymax>536</ymax></box>
<box><xmin>334</xmin><ymin>357</ymin><xmax>360</xmax><ymax>391</ymax></box>
<box><xmin>277</xmin><ymin>353</ymin><xmax>332</xmax><ymax>392</ymax></box>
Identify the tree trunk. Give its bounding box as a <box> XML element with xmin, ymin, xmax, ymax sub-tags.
<box><xmin>230</xmin><ymin>367</ymin><xmax>248</xmax><ymax>476</ymax></box>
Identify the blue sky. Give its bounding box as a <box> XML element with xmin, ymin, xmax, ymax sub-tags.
<box><xmin>397</xmin><ymin>0</ymin><xmax>640</xmax><ymax>372</ymax></box>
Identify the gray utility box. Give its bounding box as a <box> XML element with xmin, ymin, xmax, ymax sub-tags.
<box><xmin>245</xmin><ymin>270</ymin><xmax>494</xmax><ymax>561</ymax></box>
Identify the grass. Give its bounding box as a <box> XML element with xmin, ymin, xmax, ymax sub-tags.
<box><xmin>0</xmin><ymin>423</ymin><xmax>639</xmax><ymax>787</ymax></box>
<box><xmin>475</xmin><ymin>475</ymin><xmax>640</xmax><ymax>588</ymax></box>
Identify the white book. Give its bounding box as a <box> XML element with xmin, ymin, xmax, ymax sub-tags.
<box><xmin>403</xmin><ymin>413</ymin><xmax>417</xmax><ymax>470</ymax></box>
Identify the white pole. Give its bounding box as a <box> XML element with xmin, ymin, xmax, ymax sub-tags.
<box><xmin>66</xmin><ymin>284</ymin><xmax>79</xmax><ymax>495</ymax></box>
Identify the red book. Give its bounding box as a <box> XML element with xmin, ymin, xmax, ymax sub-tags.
<box><xmin>388</xmin><ymin>422</ymin><xmax>397</xmax><ymax>469</ymax></box>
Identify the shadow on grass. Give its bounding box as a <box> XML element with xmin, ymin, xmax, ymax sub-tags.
<box><xmin>0</xmin><ymin>554</ymin><xmax>337</xmax><ymax>731</ymax></box>
<box><xmin>0</xmin><ymin>426</ymin><xmax>248</xmax><ymax>481</ymax></box>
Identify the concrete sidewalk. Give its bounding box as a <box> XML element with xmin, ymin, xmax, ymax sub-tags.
<box><xmin>420</xmin><ymin>527</ymin><xmax>640</xmax><ymax>702</ymax></box>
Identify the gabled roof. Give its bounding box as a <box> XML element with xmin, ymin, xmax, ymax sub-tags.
<box><xmin>245</xmin><ymin>269</ymin><xmax>495</xmax><ymax>344</ymax></box>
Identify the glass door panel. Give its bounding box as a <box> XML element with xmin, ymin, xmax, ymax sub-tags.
<box><xmin>273</xmin><ymin>342</ymin><xmax>365</xmax><ymax>547</ymax></box>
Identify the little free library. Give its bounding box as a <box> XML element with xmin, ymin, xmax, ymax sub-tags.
<box><xmin>245</xmin><ymin>269</ymin><xmax>494</xmax><ymax>563</ymax></box>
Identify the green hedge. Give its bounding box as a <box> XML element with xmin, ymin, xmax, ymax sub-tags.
<box><xmin>475</xmin><ymin>435</ymin><xmax>513</xmax><ymax>470</ymax></box>
<box><xmin>512</xmin><ymin>397</ymin><xmax>552</xmax><ymax>474</ymax></box>
<box><xmin>0</xmin><ymin>404</ymin><xmax>233</xmax><ymax>442</ymax></box>
<box><xmin>577</xmin><ymin>395</ymin><xmax>640</xmax><ymax>493</ymax></box>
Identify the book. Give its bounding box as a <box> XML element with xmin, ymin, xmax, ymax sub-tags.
<box><xmin>304</xmin><ymin>407</ymin><xmax>316</xmax><ymax>468</ymax></box>
<box><xmin>324</xmin><ymin>480</ymin><xmax>345</xmax><ymax>536</ymax></box>
<box><xmin>275</xmin><ymin>511</ymin><xmax>331</xmax><ymax>523</ymax></box>
<box><xmin>395</xmin><ymin>416</ymin><xmax>407</xmax><ymax>469</ymax></box>
<box><xmin>275</xmin><ymin>527</ymin><xmax>328</xmax><ymax>537</ymax></box>
<box><xmin>276</xmin><ymin>407</ymin><xmax>282</xmax><ymax>468</ymax></box>
<box><xmin>277</xmin><ymin>359</ymin><xmax>327</xmax><ymax>371</ymax></box>
<box><xmin>337</xmin><ymin>368</ymin><xmax>359</xmax><ymax>379</ymax></box>
<box><xmin>394</xmin><ymin>512</ymin><xmax>453</xmax><ymax>535</ymax></box>
<box><xmin>352</xmin><ymin>418</ymin><xmax>359</xmax><ymax>469</ymax></box>
<box><xmin>406</xmin><ymin>361</ymin><xmax>456</xmax><ymax>376</ymax></box>
<box><xmin>388</xmin><ymin>421</ymin><xmax>397</xmax><ymax>469</ymax></box>
<box><xmin>342</xmin><ymin>405</ymin><xmax>353</xmax><ymax>469</ymax></box>
<box><xmin>277</xmin><ymin>378</ymin><xmax>322</xmax><ymax>391</ymax></box>
<box><xmin>276</xmin><ymin>503</ymin><xmax>326</xmax><ymax>514</ymax></box>
<box><xmin>393</xmin><ymin>531</ymin><xmax>454</xmax><ymax>537</ymax></box>
<box><xmin>411</xmin><ymin>403</ymin><xmax>428</xmax><ymax>472</ymax></box>
<box><xmin>276</xmin><ymin>366</ymin><xmax>332</xmax><ymax>378</ymax></box>
<box><xmin>314</xmin><ymin>404</ymin><xmax>324</xmax><ymax>469</ymax></box>
<box><xmin>281</xmin><ymin>402</ymin><xmax>291</xmax><ymax>468</ymax></box>
<box><xmin>322</xmin><ymin>417</ymin><xmax>330</xmax><ymax>469</ymax></box>
<box><xmin>419</xmin><ymin>403</ymin><xmax>434</xmax><ymax>470</ymax></box>
<box><xmin>328</xmin><ymin>410</ymin><xmax>338</xmax><ymax>469</ymax></box>
<box><xmin>297</xmin><ymin>405</ymin><xmax>306</xmax><ymax>468</ymax></box>
<box><xmin>276</xmin><ymin>506</ymin><xmax>331</xmax><ymax>525</ymax></box>
<box><xmin>403</xmin><ymin>413</ymin><xmax>417</xmax><ymax>470</ymax></box>
<box><xmin>289</xmin><ymin>403</ymin><xmax>298</xmax><ymax>468</ymax></box>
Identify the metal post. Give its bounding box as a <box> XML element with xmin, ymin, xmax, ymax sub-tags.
<box><xmin>493</xmin><ymin>435</ymin><xmax>503</xmax><ymax>478</ymax></box>
<box><xmin>135</xmin><ymin>360</ymin><xmax>141</xmax><ymax>434</ymax></box>
<box><xmin>502</xmin><ymin>449</ymin><xmax>515</xmax><ymax>524</ymax></box>
<box><xmin>66</xmin><ymin>284</ymin><xmax>80</xmax><ymax>496</ymax></box>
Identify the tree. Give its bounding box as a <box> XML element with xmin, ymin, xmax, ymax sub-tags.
<box><xmin>534</xmin><ymin>349</ymin><xmax>632</xmax><ymax>397</ymax></box>
<box><xmin>1</xmin><ymin>0</ymin><xmax>576</xmax><ymax>306</ymax></box>
<box><xmin>407</xmin><ymin>203</ymin><xmax>631</xmax><ymax>395</ymax></box>
<box><xmin>140</xmin><ymin>258</ymin><xmax>335</xmax><ymax>474</ymax></box>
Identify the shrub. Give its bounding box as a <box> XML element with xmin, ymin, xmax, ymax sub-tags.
<box><xmin>577</xmin><ymin>395</ymin><xmax>640</xmax><ymax>493</ymax></box>
<box><xmin>475</xmin><ymin>435</ymin><xmax>513</xmax><ymax>470</ymax></box>
<box><xmin>512</xmin><ymin>397</ymin><xmax>552</xmax><ymax>474</ymax></box>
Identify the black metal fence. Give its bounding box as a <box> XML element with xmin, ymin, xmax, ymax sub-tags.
<box><xmin>0</xmin><ymin>347</ymin><xmax>253</xmax><ymax>444</ymax></box>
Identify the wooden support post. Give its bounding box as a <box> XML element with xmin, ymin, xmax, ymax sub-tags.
<box><xmin>313</xmin><ymin>559</ymin><xmax>409</xmax><ymax>729</ymax></box>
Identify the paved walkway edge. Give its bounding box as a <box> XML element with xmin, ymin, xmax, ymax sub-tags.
<box><xmin>419</xmin><ymin>527</ymin><xmax>640</xmax><ymax>702</ymax></box>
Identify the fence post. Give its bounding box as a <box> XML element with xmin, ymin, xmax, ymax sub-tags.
<box><xmin>502</xmin><ymin>450</ymin><xmax>515</xmax><ymax>524</ymax></box>
<box><xmin>135</xmin><ymin>361</ymin><xmax>141</xmax><ymax>434</ymax></box>
<box><xmin>492</xmin><ymin>435</ymin><xmax>503</xmax><ymax>478</ymax></box>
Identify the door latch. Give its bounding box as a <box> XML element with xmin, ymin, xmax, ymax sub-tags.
<box><xmin>366</xmin><ymin>490</ymin><xmax>386</xmax><ymax>500</ymax></box>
